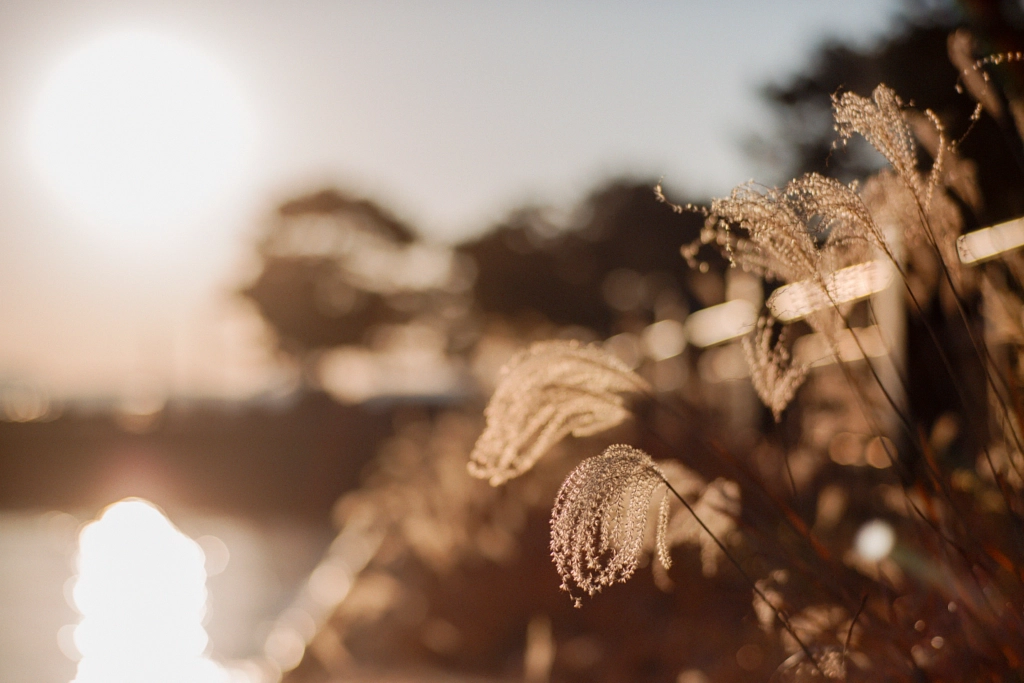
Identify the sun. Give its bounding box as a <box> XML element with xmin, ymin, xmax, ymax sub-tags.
<box><xmin>26</xmin><ymin>29</ymin><xmax>256</xmax><ymax>238</ymax></box>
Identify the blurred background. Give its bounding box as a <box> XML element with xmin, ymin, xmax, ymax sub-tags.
<box><xmin>2</xmin><ymin>1</ymin><xmax>1021</xmax><ymax>682</ymax></box>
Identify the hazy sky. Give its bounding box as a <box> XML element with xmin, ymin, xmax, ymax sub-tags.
<box><xmin>0</xmin><ymin>0</ymin><xmax>903</xmax><ymax>400</ymax></box>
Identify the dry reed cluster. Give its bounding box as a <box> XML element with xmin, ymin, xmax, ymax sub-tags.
<box><xmin>468</xmin><ymin>40</ymin><xmax>1024</xmax><ymax>681</ymax></box>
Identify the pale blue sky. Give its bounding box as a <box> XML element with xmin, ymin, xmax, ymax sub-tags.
<box><xmin>0</xmin><ymin>0</ymin><xmax>903</xmax><ymax>398</ymax></box>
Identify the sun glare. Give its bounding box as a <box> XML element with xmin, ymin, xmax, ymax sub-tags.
<box><xmin>67</xmin><ymin>498</ymin><xmax>229</xmax><ymax>683</ymax></box>
<box><xmin>26</xmin><ymin>29</ymin><xmax>255</xmax><ymax>237</ymax></box>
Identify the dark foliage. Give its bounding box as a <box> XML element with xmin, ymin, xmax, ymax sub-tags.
<box><xmin>459</xmin><ymin>181</ymin><xmax>707</xmax><ymax>337</ymax></box>
<box><xmin>242</xmin><ymin>189</ymin><xmax>421</xmax><ymax>356</ymax></box>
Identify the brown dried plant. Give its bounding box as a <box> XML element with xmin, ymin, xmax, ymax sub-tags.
<box><xmin>698</xmin><ymin>173</ymin><xmax>898</xmax><ymax>367</ymax></box>
<box><xmin>548</xmin><ymin>445</ymin><xmax>821</xmax><ymax>670</ymax></box>
<box><xmin>645</xmin><ymin>461</ymin><xmax>741</xmax><ymax>580</ymax></box>
<box><xmin>859</xmin><ymin>170</ymin><xmax>965</xmax><ymax>287</ymax></box>
<box><xmin>468</xmin><ymin>340</ymin><xmax>650</xmax><ymax>485</ymax></box>
<box><xmin>743</xmin><ymin>315</ymin><xmax>810</xmax><ymax>422</ymax></box>
<box><xmin>705</xmin><ymin>173</ymin><xmax>884</xmax><ymax>286</ymax></box>
<box><xmin>686</xmin><ymin>83</ymin><xmax>973</xmax><ymax>420</ymax></box>
<box><xmin>549</xmin><ymin>445</ymin><xmax>671</xmax><ymax>606</ymax></box>
<box><xmin>459</xmin><ymin>68</ymin><xmax>1021</xmax><ymax>680</ymax></box>
<box><xmin>835</xmin><ymin>84</ymin><xmax>969</xmax><ymax>286</ymax></box>
<box><xmin>832</xmin><ymin>85</ymin><xmax>935</xmax><ymax>206</ymax></box>
<box><xmin>549</xmin><ymin>443</ymin><xmax>747</xmax><ymax>595</ymax></box>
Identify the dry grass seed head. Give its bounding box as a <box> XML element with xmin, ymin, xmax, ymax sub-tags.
<box><xmin>469</xmin><ymin>341</ymin><xmax>650</xmax><ymax>486</ymax></box>
<box><xmin>905</xmin><ymin>109</ymin><xmax>982</xmax><ymax>213</ymax></box>
<box><xmin>550</xmin><ymin>445</ymin><xmax>669</xmax><ymax>605</ymax></box>
<box><xmin>833</xmin><ymin>85</ymin><xmax>924</xmax><ymax>199</ymax></box>
<box><xmin>860</xmin><ymin>169</ymin><xmax>965</xmax><ymax>287</ymax></box>
<box><xmin>708</xmin><ymin>173</ymin><xmax>886</xmax><ymax>287</ymax></box>
<box><xmin>833</xmin><ymin>83</ymin><xmax>957</xmax><ymax>222</ymax></box>
<box><xmin>947</xmin><ymin>30</ymin><xmax>1022</xmax><ymax>125</ymax></box>
<box><xmin>743</xmin><ymin>316</ymin><xmax>810</xmax><ymax>421</ymax></box>
<box><xmin>833</xmin><ymin>84</ymin><xmax>979</xmax><ymax>294</ymax></box>
<box><xmin>642</xmin><ymin>460</ymin><xmax>707</xmax><ymax>572</ymax></box>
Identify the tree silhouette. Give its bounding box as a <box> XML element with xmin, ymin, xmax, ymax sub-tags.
<box><xmin>459</xmin><ymin>180</ymin><xmax>708</xmax><ymax>338</ymax></box>
<box><xmin>242</xmin><ymin>189</ymin><xmax>444</xmax><ymax>359</ymax></box>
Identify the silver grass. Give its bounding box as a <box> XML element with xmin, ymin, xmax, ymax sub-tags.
<box><xmin>743</xmin><ymin>316</ymin><xmax>809</xmax><ymax>421</ymax></box>
<box><xmin>701</xmin><ymin>84</ymin><xmax>969</xmax><ymax>420</ymax></box>
<box><xmin>468</xmin><ymin>341</ymin><xmax>650</xmax><ymax>486</ymax></box>
<box><xmin>642</xmin><ymin>459</ymin><xmax>712</xmax><ymax>571</ymax></box>
<box><xmin>700</xmin><ymin>173</ymin><xmax>885</xmax><ymax>417</ymax></box>
<box><xmin>704</xmin><ymin>172</ymin><xmax>878</xmax><ymax>415</ymax></box>
<box><xmin>948</xmin><ymin>30</ymin><xmax>1010</xmax><ymax>127</ymax></box>
<box><xmin>861</xmin><ymin>169</ymin><xmax>965</xmax><ymax>286</ymax></box>
<box><xmin>832</xmin><ymin>84</ymin><xmax>929</xmax><ymax>205</ymax></box>
<box><xmin>834</xmin><ymin>85</ymin><xmax>978</xmax><ymax>285</ymax></box>
<box><xmin>699</xmin><ymin>84</ymin><xmax>961</xmax><ymax>297</ymax></box>
<box><xmin>550</xmin><ymin>445</ymin><xmax>669</xmax><ymax>605</ymax></box>
<box><xmin>707</xmin><ymin>173</ymin><xmax>884</xmax><ymax>286</ymax></box>
<box><xmin>906</xmin><ymin>109</ymin><xmax>982</xmax><ymax>213</ymax></box>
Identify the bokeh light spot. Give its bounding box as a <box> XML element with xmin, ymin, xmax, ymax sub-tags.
<box><xmin>854</xmin><ymin>519</ymin><xmax>895</xmax><ymax>562</ymax></box>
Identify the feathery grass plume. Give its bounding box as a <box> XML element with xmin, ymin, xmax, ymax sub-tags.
<box><xmin>834</xmin><ymin>85</ymin><xmax>981</xmax><ymax>293</ymax></box>
<box><xmin>948</xmin><ymin>30</ymin><xmax>1005</xmax><ymax>123</ymax></box>
<box><xmin>706</xmin><ymin>176</ymin><xmax>890</xmax><ymax>345</ymax></box>
<box><xmin>643</xmin><ymin>460</ymin><xmax>709</xmax><ymax>583</ymax></box>
<box><xmin>468</xmin><ymin>341</ymin><xmax>650</xmax><ymax>486</ymax></box>
<box><xmin>860</xmin><ymin>170</ymin><xmax>965</xmax><ymax>286</ymax></box>
<box><xmin>706</xmin><ymin>173</ymin><xmax>883</xmax><ymax>286</ymax></box>
<box><xmin>832</xmin><ymin>85</ymin><xmax>930</xmax><ymax>204</ymax></box>
<box><xmin>550</xmin><ymin>445</ymin><xmax>669</xmax><ymax>606</ymax></box>
<box><xmin>744</xmin><ymin>316</ymin><xmax>809</xmax><ymax>421</ymax></box>
<box><xmin>697</xmin><ymin>173</ymin><xmax>889</xmax><ymax>416</ymax></box>
<box><xmin>949</xmin><ymin>30</ymin><xmax>1024</xmax><ymax>135</ymax></box>
<box><xmin>905</xmin><ymin>109</ymin><xmax>982</xmax><ymax>213</ymax></box>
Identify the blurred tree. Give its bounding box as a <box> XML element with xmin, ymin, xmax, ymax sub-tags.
<box><xmin>246</xmin><ymin>181</ymin><xmax>712</xmax><ymax>362</ymax></box>
<box><xmin>243</xmin><ymin>190</ymin><xmax>414</xmax><ymax>353</ymax></box>
<box><xmin>242</xmin><ymin>189</ymin><xmax>470</xmax><ymax>365</ymax></box>
<box><xmin>458</xmin><ymin>180</ymin><xmax>708</xmax><ymax>338</ymax></box>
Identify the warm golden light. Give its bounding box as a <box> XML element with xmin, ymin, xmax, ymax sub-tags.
<box><xmin>68</xmin><ymin>498</ymin><xmax>229</xmax><ymax>683</ymax></box>
<box><xmin>27</xmin><ymin>29</ymin><xmax>255</xmax><ymax>236</ymax></box>
<box><xmin>957</xmin><ymin>217</ymin><xmax>1024</xmax><ymax>265</ymax></box>
<box><xmin>685</xmin><ymin>299</ymin><xmax>757</xmax><ymax>348</ymax></box>
<box><xmin>767</xmin><ymin>260</ymin><xmax>893</xmax><ymax>322</ymax></box>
